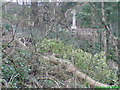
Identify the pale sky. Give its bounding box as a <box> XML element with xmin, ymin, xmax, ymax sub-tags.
<box><xmin>5</xmin><ymin>0</ymin><xmax>30</xmax><ymax>2</ymax></box>
<box><xmin>4</xmin><ymin>0</ymin><xmax>31</xmax><ymax>5</ymax></box>
<box><xmin>3</xmin><ymin>0</ymin><xmax>119</xmax><ymax>3</ymax></box>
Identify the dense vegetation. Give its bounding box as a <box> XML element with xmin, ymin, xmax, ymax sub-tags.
<box><xmin>1</xmin><ymin>1</ymin><xmax>119</xmax><ymax>88</ymax></box>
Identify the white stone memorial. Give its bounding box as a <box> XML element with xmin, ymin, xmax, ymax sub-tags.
<box><xmin>71</xmin><ymin>9</ymin><xmax>77</xmax><ymax>30</ymax></box>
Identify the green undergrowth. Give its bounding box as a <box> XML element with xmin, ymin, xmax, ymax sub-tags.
<box><xmin>46</xmin><ymin>29</ymin><xmax>103</xmax><ymax>54</ymax></box>
<box><xmin>2</xmin><ymin>38</ymin><xmax>118</xmax><ymax>88</ymax></box>
<box><xmin>37</xmin><ymin>38</ymin><xmax>118</xmax><ymax>85</ymax></box>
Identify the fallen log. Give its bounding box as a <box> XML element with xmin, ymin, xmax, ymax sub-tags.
<box><xmin>41</xmin><ymin>55</ymin><xmax>111</xmax><ymax>88</ymax></box>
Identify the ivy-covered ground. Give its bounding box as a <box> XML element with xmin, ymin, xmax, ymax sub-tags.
<box><xmin>2</xmin><ymin>30</ymin><xmax>118</xmax><ymax>88</ymax></box>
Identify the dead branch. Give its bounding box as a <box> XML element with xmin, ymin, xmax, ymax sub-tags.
<box><xmin>37</xmin><ymin>77</ymin><xmax>60</xmax><ymax>88</ymax></box>
<box><xmin>2</xmin><ymin>19</ymin><xmax>20</xmax><ymax>51</ymax></box>
<box><xmin>41</xmin><ymin>55</ymin><xmax>111</xmax><ymax>87</ymax></box>
<box><xmin>1</xmin><ymin>1</ymin><xmax>12</xmax><ymax>8</ymax></box>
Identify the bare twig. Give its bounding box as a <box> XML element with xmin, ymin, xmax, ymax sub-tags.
<box><xmin>2</xmin><ymin>79</ymin><xmax>9</xmax><ymax>88</ymax></box>
<box><xmin>0</xmin><ymin>1</ymin><xmax>12</xmax><ymax>8</ymax></box>
<box><xmin>8</xmin><ymin>73</ymin><xmax>19</xmax><ymax>84</ymax></box>
<box><xmin>37</xmin><ymin>77</ymin><xmax>60</xmax><ymax>88</ymax></box>
<box><xmin>2</xmin><ymin>47</ymin><xmax>15</xmax><ymax>61</ymax></box>
<box><xmin>2</xmin><ymin>19</ymin><xmax>20</xmax><ymax>50</ymax></box>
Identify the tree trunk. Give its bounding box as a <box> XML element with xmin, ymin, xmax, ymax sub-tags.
<box><xmin>91</xmin><ymin>6</ymin><xmax>96</xmax><ymax>53</ymax></box>
<box><xmin>101</xmin><ymin>2</ymin><xmax>110</xmax><ymax>59</ymax></box>
<box><xmin>30</xmin><ymin>1</ymin><xmax>39</xmax><ymax>27</ymax></box>
<box><xmin>16</xmin><ymin>0</ymin><xmax>19</xmax><ymax>5</ymax></box>
<box><xmin>3</xmin><ymin>3</ymin><xmax>7</xmax><ymax>14</ymax></box>
<box><xmin>101</xmin><ymin>2</ymin><xmax>107</xmax><ymax>54</ymax></box>
<box><xmin>118</xmin><ymin>2</ymin><xmax>120</xmax><ymax>87</ymax></box>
